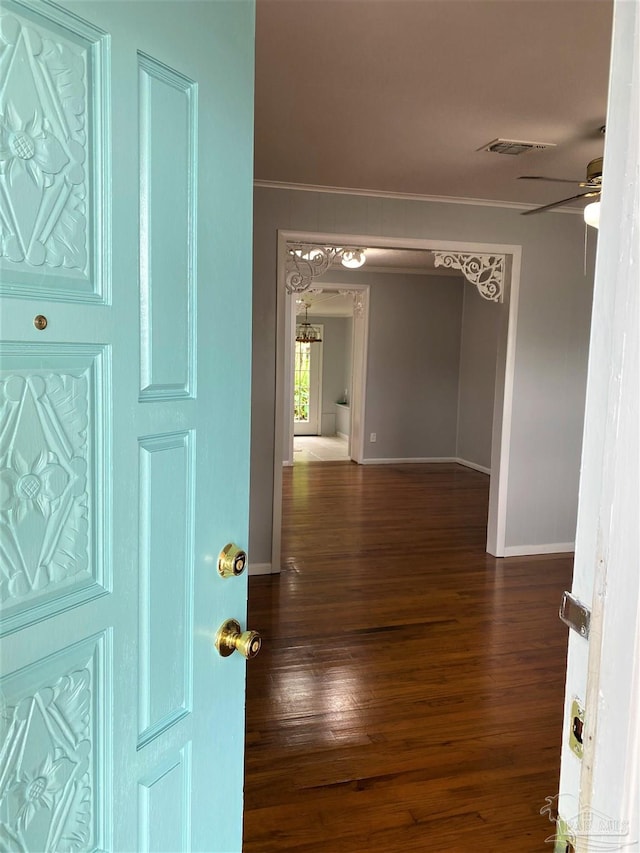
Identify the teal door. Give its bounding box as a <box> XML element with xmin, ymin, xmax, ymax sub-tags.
<box><xmin>0</xmin><ymin>1</ymin><xmax>255</xmax><ymax>850</ymax></box>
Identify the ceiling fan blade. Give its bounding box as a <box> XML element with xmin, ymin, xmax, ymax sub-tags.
<box><xmin>518</xmin><ymin>175</ymin><xmax>582</xmax><ymax>184</ymax></box>
<box><xmin>522</xmin><ymin>190</ymin><xmax>600</xmax><ymax>216</ymax></box>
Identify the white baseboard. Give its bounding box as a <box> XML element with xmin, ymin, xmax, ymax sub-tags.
<box><xmin>248</xmin><ymin>562</ymin><xmax>276</xmax><ymax>576</ymax></box>
<box><xmin>456</xmin><ymin>457</ymin><xmax>491</xmax><ymax>475</ymax></box>
<box><xmin>503</xmin><ymin>542</ymin><xmax>575</xmax><ymax>557</ymax></box>
<box><xmin>337</xmin><ymin>431</ymin><xmax>349</xmax><ymax>441</ymax></box>
<box><xmin>361</xmin><ymin>456</ymin><xmax>458</xmax><ymax>465</ymax></box>
<box><xmin>359</xmin><ymin>456</ymin><xmax>492</xmax><ymax>474</ymax></box>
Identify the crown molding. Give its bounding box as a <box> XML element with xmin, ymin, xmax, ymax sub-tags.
<box><xmin>253</xmin><ymin>179</ymin><xmax>583</xmax><ymax>215</ymax></box>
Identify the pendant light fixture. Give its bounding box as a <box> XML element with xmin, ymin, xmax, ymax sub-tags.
<box><xmin>295</xmin><ymin>304</ymin><xmax>322</xmax><ymax>343</ymax></box>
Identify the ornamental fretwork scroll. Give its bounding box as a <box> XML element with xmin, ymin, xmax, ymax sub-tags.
<box><xmin>338</xmin><ymin>289</ymin><xmax>365</xmax><ymax>318</ymax></box>
<box><xmin>432</xmin><ymin>252</ymin><xmax>505</xmax><ymax>302</ymax></box>
<box><xmin>285</xmin><ymin>242</ymin><xmax>505</xmax><ymax>303</ymax></box>
<box><xmin>286</xmin><ymin>244</ymin><xmax>367</xmax><ymax>293</ymax></box>
<box><xmin>286</xmin><ymin>245</ymin><xmax>338</xmax><ymax>293</ymax></box>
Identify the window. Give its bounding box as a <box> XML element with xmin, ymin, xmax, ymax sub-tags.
<box><xmin>294</xmin><ymin>341</ymin><xmax>311</xmax><ymax>423</ymax></box>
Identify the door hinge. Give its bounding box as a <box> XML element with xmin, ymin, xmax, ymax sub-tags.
<box><xmin>559</xmin><ymin>591</ymin><xmax>591</xmax><ymax>639</ymax></box>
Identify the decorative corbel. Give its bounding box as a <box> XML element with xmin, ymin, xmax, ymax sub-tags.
<box><xmin>285</xmin><ymin>244</ymin><xmax>341</xmax><ymax>293</ymax></box>
<box><xmin>432</xmin><ymin>252</ymin><xmax>505</xmax><ymax>302</ymax></box>
<box><xmin>285</xmin><ymin>243</ymin><xmax>367</xmax><ymax>293</ymax></box>
<box><xmin>338</xmin><ymin>289</ymin><xmax>365</xmax><ymax>318</ymax></box>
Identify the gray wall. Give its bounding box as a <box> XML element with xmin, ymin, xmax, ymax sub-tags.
<box><xmin>456</xmin><ymin>284</ymin><xmax>501</xmax><ymax>469</ymax></box>
<box><xmin>333</xmin><ymin>271</ymin><xmax>464</xmax><ymax>459</ymax></box>
<box><xmin>312</xmin><ymin>273</ymin><xmax>494</xmax><ymax>461</ymax></box>
<box><xmin>251</xmin><ymin>186</ymin><xmax>594</xmax><ymax>563</ymax></box>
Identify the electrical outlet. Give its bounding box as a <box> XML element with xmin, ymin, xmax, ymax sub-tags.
<box><xmin>370</xmin><ymin>432</ymin><xmax>376</xmax><ymax>442</ymax></box>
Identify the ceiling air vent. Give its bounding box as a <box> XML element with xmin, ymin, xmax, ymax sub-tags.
<box><xmin>478</xmin><ymin>138</ymin><xmax>556</xmax><ymax>155</ymax></box>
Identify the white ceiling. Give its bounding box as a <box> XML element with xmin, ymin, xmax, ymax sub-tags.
<box><xmin>255</xmin><ymin>0</ymin><xmax>613</xmax><ymax>210</ymax></box>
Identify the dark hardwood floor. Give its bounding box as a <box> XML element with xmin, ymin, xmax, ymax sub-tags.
<box><xmin>243</xmin><ymin>462</ymin><xmax>572</xmax><ymax>852</ymax></box>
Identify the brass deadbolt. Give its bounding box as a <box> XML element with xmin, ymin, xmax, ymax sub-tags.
<box><xmin>218</xmin><ymin>543</ymin><xmax>247</xmax><ymax>578</ymax></box>
<box><xmin>34</xmin><ymin>315</ymin><xmax>48</xmax><ymax>330</ymax></box>
<box><xmin>215</xmin><ymin>619</ymin><xmax>261</xmax><ymax>660</ymax></box>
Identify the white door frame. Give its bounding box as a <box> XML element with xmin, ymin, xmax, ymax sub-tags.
<box><xmin>286</xmin><ymin>284</ymin><xmax>369</xmax><ymax>464</ymax></box>
<box><xmin>271</xmin><ymin>229</ymin><xmax>522</xmax><ymax>573</ymax></box>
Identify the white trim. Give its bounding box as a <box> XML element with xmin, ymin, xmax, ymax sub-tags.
<box><xmin>503</xmin><ymin>542</ymin><xmax>575</xmax><ymax>557</ymax></box>
<box><xmin>282</xmin><ymin>460</ymin><xmax>293</xmax><ymax>467</ymax></box>
<box><xmin>359</xmin><ymin>457</ymin><xmax>491</xmax><ymax>473</ymax></box>
<box><xmin>248</xmin><ymin>562</ymin><xmax>277</xmax><ymax>576</ymax></box>
<box><xmin>271</xmin><ymin>228</ymin><xmax>522</xmax><ymax>573</ymax></box>
<box><xmin>337</xmin><ymin>431</ymin><xmax>349</xmax><ymax>441</ymax></box>
<box><xmin>315</xmin><ymin>327</ymin><xmax>323</xmax><ymax>434</ymax></box>
<box><xmin>348</xmin><ymin>285</ymin><xmax>369</xmax><ymax>464</ymax></box>
<box><xmin>456</xmin><ymin>458</ymin><xmax>491</xmax><ymax>475</ymax></box>
<box><xmin>360</xmin><ymin>456</ymin><xmax>458</xmax><ymax>465</ymax></box>
<box><xmin>254</xmin><ymin>179</ymin><xmax>583</xmax><ymax>215</ymax></box>
<box><xmin>282</xmin><ymin>231</ymin><xmax>523</xmax><ymax>256</ymax></box>
<box><xmin>486</xmin><ymin>251</ymin><xmax>522</xmax><ymax>558</ymax></box>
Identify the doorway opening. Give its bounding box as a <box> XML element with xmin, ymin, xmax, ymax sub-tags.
<box><xmin>289</xmin><ymin>285</ymin><xmax>369</xmax><ymax>465</ymax></box>
<box><xmin>293</xmin><ymin>325</ymin><xmax>323</xmax><ymax>437</ymax></box>
<box><xmin>271</xmin><ymin>230</ymin><xmax>522</xmax><ymax>572</ymax></box>
<box><xmin>292</xmin><ymin>306</ymin><xmax>350</xmax><ymax>462</ymax></box>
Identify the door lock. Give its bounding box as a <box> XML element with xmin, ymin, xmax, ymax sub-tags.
<box><xmin>215</xmin><ymin>619</ymin><xmax>261</xmax><ymax>659</ymax></box>
<box><xmin>218</xmin><ymin>543</ymin><xmax>247</xmax><ymax>578</ymax></box>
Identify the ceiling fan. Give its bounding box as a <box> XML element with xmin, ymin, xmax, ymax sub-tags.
<box><xmin>519</xmin><ymin>156</ymin><xmax>603</xmax><ymax>217</ymax></box>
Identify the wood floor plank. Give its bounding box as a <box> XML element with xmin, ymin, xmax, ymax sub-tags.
<box><xmin>244</xmin><ymin>462</ymin><xmax>572</xmax><ymax>852</ymax></box>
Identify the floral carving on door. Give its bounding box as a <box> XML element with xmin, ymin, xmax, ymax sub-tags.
<box><xmin>0</xmin><ymin>12</ymin><xmax>88</xmax><ymax>271</ymax></box>
<box><xmin>0</xmin><ymin>5</ymin><xmax>108</xmax><ymax>299</ymax></box>
<box><xmin>0</xmin><ymin>643</ymin><xmax>101</xmax><ymax>852</ymax></box>
<box><xmin>0</xmin><ymin>370</ymin><xmax>92</xmax><ymax>615</ymax></box>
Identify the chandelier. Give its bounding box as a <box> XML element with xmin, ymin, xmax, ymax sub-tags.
<box><xmin>295</xmin><ymin>305</ymin><xmax>322</xmax><ymax>343</ymax></box>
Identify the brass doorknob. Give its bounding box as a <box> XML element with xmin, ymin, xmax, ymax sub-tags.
<box><xmin>218</xmin><ymin>543</ymin><xmax>247</xmax><ymax>578</ymax></box>
<box><xmin>215</xmin><ymin>619</ymin><xmax>261</xmax><ymax>659</ymax></box>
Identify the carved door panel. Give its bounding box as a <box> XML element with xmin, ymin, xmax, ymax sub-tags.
<box><xmin>0</xmin><ymin>1</ymin><xmax>254</xmax><ymax>851</ymax></box>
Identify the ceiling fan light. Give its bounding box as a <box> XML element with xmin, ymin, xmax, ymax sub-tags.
<box><xmin>341</xmin><ymin>249</ymin><xmax>366</xmax><ymax>269</ymax></box>
<box><xmin>584</xmin><ymin>201</ymin><xmax>601</xmax><ymax>229</ymax></box>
